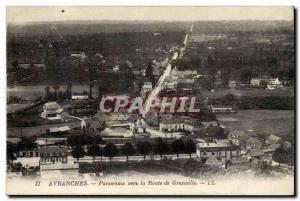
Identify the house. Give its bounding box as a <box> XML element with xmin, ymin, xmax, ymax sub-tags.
<box><xmin>266</xmin><ymin>134</ymin><xmax>282</xmax><ymax>145</ymax></box>
<box><xmin>71</xmin><ymin>95</ymin><xmax>89</xmax><ymax>100</ymax></box>
<box><xmin>210</xmin><ymin>105</ymin><xmax>237</xmax><ymax>114</ymax></box>
<box><xmin>196</xmin><ymin>139</ymin><xmax>241</xmax><ymax>163</ymax></box>
<box><xmin>19</xmin><ymin>148</ymin><xmax>40</xmax><ymax>158</ymax></box>
<box><xmin>282</xmin><ymin>140</ymin><xmax>292</xmax><ymax>150</ymax></box>
<box><xmin>112</xmin><ymin>64</ymin><xmax>120</xmax><ymax>72</ymax></box>
<box><xmin>67</xmin><ymin>99</ymin><xmax>97</xmax><ymax>116</ymax></box>
<box><xmin>246</xmin><ymin>137</ymin><xmax>263</xmax><ymax>150</ymax></box>
<box><xmin>205</xmin><ymin>156</ymin><xmax>223</xmax><ymax>167</ymax></box>
<box><xmin>201</xmin><ymin>121</ymin><xmax>219</xmax><ymax>127</ymax></box>
<box><xmin>245</xmin><ymin>149</ymin><xmax>265</xmax><ymax>165</ymax></box>
<box><xmin>250</xmin><ymin>78</ymin><xmax>263</xmax><ymax>87</ymax></box>
<box><xmin>70</xmin><ymin>52</ymin><xmax>86</xmax><ymax>60</ymax></box>
<box><xmin>159</xmin><ymin>117</ymin><xmax>202</xmax><ymax>133</ymax></box>
<box><xmin>159</xmin><ymin>118</ymin><xmax>187</xmax><ymax>132</ymax></box>
<box><xmin>141</xmin><ymin>82</ymin><xmax>153</xmax><ymax>94</ymax></box>
<box><xmin>228</xmin><ymin>131</ymin><xmax>240</xmax><ymax>145</ymax></box>
<box><xmin>40</xmin><ymin>146</ymin><xmax>68</xmax><ymax>164</ymax></box>
<box><xmin>42</xmin><ymin>102</ymin><xmax>63</xmax><ymax>120</ymax></box>
<box><xmin>267</xmin><ymin>78</ymin><xmax>283</xmax><ymax>89</ymax></box>
<box><xmin>164</xmin><ymin>81</ymin><xmax>177</xmax><ymax>91</ymax></box>
<box><xmin>18</xmin><ymin>63</ymin><xmax>46</xmax><ymax>70</ymax></box>
<box><xmin>226</xmin><ymin>157</ymin><xmax>250</xmax><ymax>169</ymax></box>
<box><xmin>40</xmin><ymin>146</ymin><xmax>79</xmax><ymax>170</ymax></box>
<box><xmin>228</xmin><ymin>80</ymin><xmax>237</xmax><ymax>88</ymax></box>
<box><xmin>49</xmin><ymin>126</ymin><xmax>71</xmax><ymax>135</ymax></box>
<box><xmin>141</xmin><ymin>69</ymin><xmax>146</xmax><ymax>77</ymax></box>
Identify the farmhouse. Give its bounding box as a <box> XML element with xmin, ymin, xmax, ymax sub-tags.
<box><xmin>43</xmin><ymin>102</ymin><xmax>63</xmax><ymax>120</ymax></box>
<box><xmin>40</xmin><ymin>146</ymin><xmax>68</xmax><ymax>164</ymax></box>
<box><xmin>196</xmin><ymin>139</ymin><xmax>241</xmax><ymax>163</ymax></box>
<box><xmin>246</xmin><ymin>137</ymin><xmax>263</xmax><ymax>150</ymax></box>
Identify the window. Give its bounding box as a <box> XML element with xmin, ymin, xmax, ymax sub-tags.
<box><xmin>203</xmin><ymin>151</ymin><xmax>206</xmax><ymax>156</ymax></box>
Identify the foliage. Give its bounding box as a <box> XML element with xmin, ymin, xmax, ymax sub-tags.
<box><xmin>171</xmin><ymin>139</ymin><xmax>185</xmax><ymax>159</ymax></box>
<box><xmin>272</xmin><ymin>145</ymin><xmax>294</xmax><ymax>166</ymax></box>
<box><xmin>184</xmin><ymin>139</ymin><xmax>196</xmax><ymax>158</ymax></box>
<box><xmin>137</xmin><ymin>141</ymin><xmax>152</xmax><ymax>160</ymax></box>
<box><xmin>86</xmin><ymin>144</ymin><xmax>102</xmax><ymax>161</ymax></box>
<box><xmin>17</xmin><ymin>136</ymin><xmax>37</xmax><ymax>151</ymax></box>
<box><xmin>154</xmin><ymin>138</ymin><xmax>169</xmax><ymax>160</ymax></box>
<box><xmin>7</xmin><ymin>142</ymin><xmax>18</xmax><ymax>162</ymax></box>
<box><xmin>103</xmin><ymin>142</ymin><xmax>119</xmax><ymax>161</ymax></box>
<box><xmin>121</xmin><ymin>142</ymin><xmax>136</xmax><ymax>161</ymax></box>
<box><xmin>71</xmin><ymin>145</ymin><xmax>85</xmax><ymax>161</ymax></box>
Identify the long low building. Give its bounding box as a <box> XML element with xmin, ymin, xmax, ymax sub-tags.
<box><xmin>196</xmin><ymin>139</ymin><xmax>241</xmax><ymax>163</ymax></box>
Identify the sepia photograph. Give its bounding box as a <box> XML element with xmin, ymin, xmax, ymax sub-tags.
<box><xmin>5</xmin><ymin>6</ymin><xmax>295</xmax><ymax>196</ymax></box>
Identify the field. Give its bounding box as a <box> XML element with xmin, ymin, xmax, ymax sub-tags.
<box><xmin>217</xmin><ymin>110</ymin><xmax>294</xmax><ymax>141</ymax></box>
<box><xmin>8</xmin><ymin>85</ymin><xmax>295</xmax><ymax>99</ymax></box>
<box><xmin>201</xmin><ymin>88</ymin><xmax>294</xmax><ymax>99</ymax></box>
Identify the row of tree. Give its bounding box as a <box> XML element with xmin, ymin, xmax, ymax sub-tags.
<box><xmin>68</xmin><ymin>135</ymin><xmax>196</xmax><ymax>162</ymax></box>
<box><xmin>7</xmin><ymin>135</ymin><xmax>196</xmax><ymax>164</ymax></box>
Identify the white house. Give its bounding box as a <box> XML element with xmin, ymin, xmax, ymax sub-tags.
<box><xmin>141</xmin><ymin>82</ymin><xmax>153</xmax><ymax>94</ymax></box>
<box><xmin>159</xmin><ymin>117</ymin><xmax>201</xmax><ymax>133</ymax></box>
<box><xmin>70</xmin><ymin>52</ymin><xmax>86</xmax><ymax>60</ymax></box>
<box><xmin>196</xmin><ymin>139</ymin><xmax>241</xmax><ymax>163</ymax></box>
<box><xmin>267</xmin><ymin>78</ymin><xmax>283</xmax><ymax>89</ymax></box>
<box><xmin>71</xmin><ymin>95</ymin><xmax>89</xmax><ymax>100</ymax></box>
<box><xmin>250</xmin><ymin>78</ymin><xmax>263</xmax><ymax>87</ymax></box>
<box><xmin>42</xmin><ymin>102</ymin><xmax>63</xmax><ymax>120</ymax></box>
<box><xmin>112</xmin><ymin>64</ymin><xmax>120</xmax><ymax>72</ymax></box>
<box><xmin>40</xmin><ymin>146</ymin><xmax>79</xmax><ymax>170</ymax></box>
<box><xmin>164</xmin><ymin>81</ymin><xmax>177</xmax><ymax>91</ymax></box>
<box><xmin>228</xmin><ymin>80</ymin><xmax>237</xmax><ymax>88</ymax></box>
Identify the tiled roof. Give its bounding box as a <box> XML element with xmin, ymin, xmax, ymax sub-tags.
<box><xmin>40</xmin><ymin>146</ymin><xmax>68</xmax><ymax>154</ymax></box>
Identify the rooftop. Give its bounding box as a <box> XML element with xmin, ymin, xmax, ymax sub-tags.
<box><xmin>40</xmin><ymin>146</ymin><xmax>68</xmax><ymax>154</ymax></box>
<box><xmin>197</xmin><ymin>139</ymin><xmax>238</xmax><ymax>148</ymax></box>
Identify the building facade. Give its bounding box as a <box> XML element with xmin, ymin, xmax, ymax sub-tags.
<box><xmin>196</xmin><ymin>139</ymin><xmax>241</xmax><ymax>163</ymax></box>
<box><xmin>39</xmin><ymin>146</ymin><xmax>68</xmax><ymax>164</ymax></box>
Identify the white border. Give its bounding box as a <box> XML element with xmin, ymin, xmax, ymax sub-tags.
<box><xmin>0</xmin><ymin>1</ymin><xmax>298</xmax><ymax>201</ymax></box>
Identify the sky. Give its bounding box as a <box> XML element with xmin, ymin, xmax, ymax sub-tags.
<box><xmin>7</xmin><ymin>6</ymin><xmax>294</xmax><ymax>24</ymax></box>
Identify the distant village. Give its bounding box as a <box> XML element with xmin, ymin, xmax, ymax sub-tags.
<box><xmin>7</xmin><ymin>21</ymin><xmax>294</xmax><ymax>178</ymax></box>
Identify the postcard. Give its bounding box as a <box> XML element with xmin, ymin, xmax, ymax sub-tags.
<box><xmin>6</xmin><ymin>6</ymin><xmax>295</xmax><ymax>195</ymax></box>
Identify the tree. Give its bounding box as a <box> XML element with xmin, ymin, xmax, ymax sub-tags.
<box><xmin>45</xmin><ymin>86</ymin><xmax>50</xmax><ymax>100</ymax></box>
<box><xmin>103</xmin><ymin>142</ymin><xmax>118</xmax><ymax>163</ymax></box>
<box><xmin>138</xmin><ymin>141</ymin><xmax>152</xmax><ymax>160</ymax></box>
<box><xmin>7</xmin><ymin>142</ymin><xmax>17</xmax><ymax>163</ymax></box>
<box><xmin>17</xmin><ymin>136</ymin><xmax>36</xmax><ymax>151</ymax></box>
<box><xmin>89</xmin><ymin>81</ymin><xmax>94</xmax><ymax>99</ymax></box>
<box><xmin>67</xmin><ymin>134</ymin><xmax>80</xmax><ymax>147</ymax></box>
<box><xmin>184</xmin><ymin>139</ymin><xmax>196</xmax><ymax>158</ymax></box>
<box><xmin>171</xmin><ymin>139</ymin><xmax>185</xmax><ymax>159</ymax></box>
<box><xmin>66</xmin><ymin>81</ymin><xmax>72</xmax><ymax>99</ymax></box>
<box><xmin>52</xmin><ymin>85</ymin><xmax>60</xmax><ymax>101</ymax></box>
<box><xmin>240</xmin><ymin>67</ymin><xmax>254</xmax><ymax>84</ymax></box>
<box><xmin>145</xmin><ymin>60</ymin><xmax>155</xmax><ymax>84</ymax></box>
<box><xmin>154</xmin><ymin>138</ymin><xmax>169</xmax><ymax>160</ymax></box>
<box><xmin>79</xmin><ymin>134</ymin><xmax>93</xmax><ymax>146</ymax></box>
<box><xmin>121</xmin><ymin>142</ymin><xmax>135</xmax><ymax>162</ymax></box>
<box><xmin>272</xmin><ymin>145</ymin><xmax>294</xmax><ymax>166</ymax></box>
<box><xmin>93</xmin><ymin>135</ymin><xmax>105</xmax><ymax>145</ymax></box>
<box><xmin>71</xmin><ymin>145</ymin><xmax>85</xmax><ymax>162</ymax></box>
<box><xmin>224</xmin><ymin>93</ymin><xmax>237</xmax><ymax>104</ymax></box>
<box><xmin>260</xmin><ymin>80</ymin><xmax>268</xmax><ymax>89</ymax></box>
<box><xmin>87</xmin><ymin>144</ymin><xmax>102</xmax><ymax>162</ymax></box>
